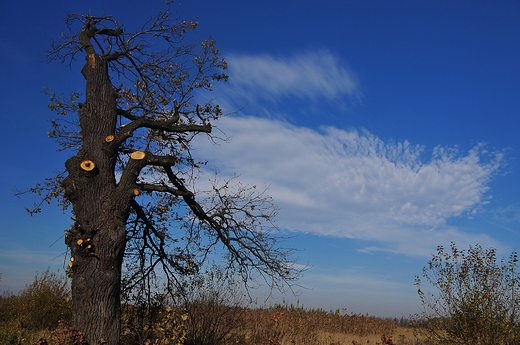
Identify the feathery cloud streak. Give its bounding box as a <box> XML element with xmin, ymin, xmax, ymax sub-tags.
<box><xmin>217</xmin><ymin>50</ymin><xmax>361</xmax><ymax>107</ymax></box>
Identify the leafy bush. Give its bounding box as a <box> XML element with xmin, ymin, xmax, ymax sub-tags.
<box><xmin>0</xmin><ymin>270</ymin><xmax>71</xmax><ymax>344</ymax></box>
<box><xmin>0</xmin><ymin>322</ymin><xmax>28</xmax><ymax>345</ymax></box>
<box><xmin>0</xmin><ymin>290</ymin><xmax>15</xmax><ymax>324</ymax></box>
<box><xmin>0</xmin><ymin>269</ymin><xmax>71</xmax><ymax>332</ymax></box>
<box><xmin>16</xmin><ymin>269</ymin><xmax>72</xmax><ymax>330</ymax></box>
<box><xmin>414</xmin><ymin>243</ymin><xmax>520</xmax><ymax>345</ymax></box>
<box><xmin>47</xmin><ymin>320</ymin><xmax>88</xmax><ymax>345</ymax></box>
<box><xmin>121</xmin><ymin>293</ymin><xmax>188</xmax><ymax>345</ymax></box>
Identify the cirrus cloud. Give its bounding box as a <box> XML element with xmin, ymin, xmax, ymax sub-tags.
<box><xmin>215</xmin><ymin>50</ymin><xmax>361</xmax><ymax>110</ymax></box>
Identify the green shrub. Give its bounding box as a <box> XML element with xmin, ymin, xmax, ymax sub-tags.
<box><xmin>16</xmin><ymin>269</ymin><xmax>72</xmax><ymax>330</ymax></box>
<box><xmin>0</xmin><ymin>281</ymin><xmax>25</xmax><ymax>345</ymax></box>
<box><xmin>414</xmin><ymin>243</ymin><xmax>520</xmax><ymax>345</ymax></box>
<box><xmin>0</xmin><ymin>322</ymin><xmax>28</xmax><ymax>345</ymax></box>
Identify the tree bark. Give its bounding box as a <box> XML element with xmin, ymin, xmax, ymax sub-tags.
<box><xmin>62</xmin><ymin>54</ymin><xmax>129</xmax><ymax>345</ymax></box>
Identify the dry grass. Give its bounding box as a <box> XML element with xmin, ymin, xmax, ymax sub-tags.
<box><xmin>220</xmin><ymin>306</ymin><xmax>427</xmax><ymax>345</ymax></box>
<box><xmin>286</xmin><ymin>328</ymin><xmax>420</xmax><ymax>345</ymax></box>
<box><xmin>0</xmin><ymin>300</ymin><xmax>428</xmax><ymax>345</ymax></box>
<box><xmin>1</xmin><ymin>269</ymin><xmax>428</xmax><ymax>345</ymax></box>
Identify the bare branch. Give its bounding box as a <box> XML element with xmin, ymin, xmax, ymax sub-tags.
<box><xmin>163</xmin><ymin>166</ymin><xmax>301</xmax><ymax>289</ymax></box>
<box><xmin>137</xmin><ymin>183</ymin><xmax>190</xmax><ymax>196</ymax></box>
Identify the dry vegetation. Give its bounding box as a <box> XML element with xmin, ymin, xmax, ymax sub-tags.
<box><xmin>0</xmin><ymin>270</ymin><xmax>426</xmax><ymax>345</ymax></box>
<box><xmin>4</xmin><ymin>246</ymin><xmax>518</xmax><ymax>344</ymax></box>
<box><xmin>223</xmin><ymin>305</ymin><xmax>423</xmax><ymax>345</ymax></box>
<box><xmin>3</xmin><ymin>246</ymin><xmax>517</xmax><ymax>345</ymax></box>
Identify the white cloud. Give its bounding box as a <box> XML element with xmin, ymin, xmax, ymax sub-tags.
<box><xmin>214</xmin><ymin>50</ymin><xmax>361</xmax><ymax>109</ymax></box>
<box><xmin>193</xmin><ymin>116</ymin><xmax>505</xmax><ymax>257</ymax></box>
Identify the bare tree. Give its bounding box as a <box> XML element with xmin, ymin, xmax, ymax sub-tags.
<box><xmin>26</xmin><ymin>4</ymin><xmax>300</xmax><ymax>344</ymax></box>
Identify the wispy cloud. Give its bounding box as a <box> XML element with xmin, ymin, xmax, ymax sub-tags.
<box><xmin>214</xmin><ymin>50</ymin><xmax>361</xmax><ymax>110</ymax></box>
<box><xmin>193</xmin><ymin>116</ymin><xmax>505</xmax><ymax>257</ymax></box>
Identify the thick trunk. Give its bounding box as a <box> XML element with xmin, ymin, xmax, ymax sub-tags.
<box><xmin>63</xmin><ymin>54</ymin><xmax>129</xmax><ymax>345</ymax></box>
<box><xmin>66</xmin><ymin>218</ymin><xmax>124</xmax><ymax>345</ymax></box>
<box><xmin>66</xmin><ymin>218</ymin><xmax>126</xmax><ymax>345</ymax></box>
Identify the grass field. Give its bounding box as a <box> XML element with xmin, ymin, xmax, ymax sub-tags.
<box><xmin>226</xmin><ymin>306</ymin><xmax>422</xmax><ymax>345</ymax></box>
<box><xmin>1</xmin><ymin>295</ymin><xmax>426</xmax><ymax>345</ymax></box>
<box><xmin>0</xmin><ymin>270</ymin><xmax>428</xmax><ymax>345</ymax></box>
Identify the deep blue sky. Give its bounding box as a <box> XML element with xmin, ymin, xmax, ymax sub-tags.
<box><xmin>1</xmin><ymin>0</ymin><xmax>520</xmax><ymax>317</ymax></box>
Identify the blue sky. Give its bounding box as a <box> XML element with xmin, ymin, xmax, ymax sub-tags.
<box><xmin>1</xmin><ymin>0</ymin><xmax>520</xmax><ymax>317</ymax></box>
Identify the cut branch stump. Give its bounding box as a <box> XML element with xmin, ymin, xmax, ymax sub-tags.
<box><xmin>80</xmin><ymin>160</ymin><xmax>96</xmax><ymax>171</ymax></box>
<box><xmin>130</xmin><ymin>151</ymin><xmax>146</xmax><ymax>160</ymax></box>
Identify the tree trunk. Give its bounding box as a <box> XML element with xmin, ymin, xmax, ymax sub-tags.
<box><xmin>62</xmin><ymin>54</ymin><xmax>129</xmax><ymax>345</ymax></box>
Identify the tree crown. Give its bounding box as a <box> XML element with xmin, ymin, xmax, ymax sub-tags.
<box><xmin>26</xmin><ymin>3</ymin><xmax>301</xmax><ymax>302</ymax></box>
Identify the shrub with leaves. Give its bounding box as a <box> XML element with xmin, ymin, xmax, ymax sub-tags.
<box><xmin>16</xmin><ymin>269</ymin><xmax>72</xmax><ymax>330</ymax></box>
<box><xmin>414</xmin><ymin>243</ymin><xmax>520</xmax><ymax>345</ymax></box>
<box><xmin>47</xmin><ymin>320</ymin><xmax>88</xmax><ymax>345</ymax></box>
<box><xmin>0</xmin><ymin>316</ymin><xmax>28</xmax><ymax>345</ymax></box>
<box><xmin>121</xmin><ymin>292</ymin><xmax>188</xmax><ymax>345</ymax></box>
<box><xmin>122</xmin><ymin>304</ymin><xmax>188</xmax><ymax>345</ymax></box>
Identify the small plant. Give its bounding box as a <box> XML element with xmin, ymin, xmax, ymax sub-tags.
<box><xmin>379</xmin><ymin>333</ymin><xmax>395</xmax><ymax>345</ymax></box>
<box><xmin>0</xmin><ymin>270</ymin><xmax>71</xmax><ymax>344</ymax></box>
<box><xmin>414</xmin><ymin>243</ymin><xmax>520</xmax><ymax>345</ymax></box>
<box><xmin>0</xmin><ymin>322</ymin><xmax>28</xmax><ymax>345</ymax></box>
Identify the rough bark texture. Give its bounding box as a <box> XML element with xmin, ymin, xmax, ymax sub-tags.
<box><xmin>63</xmin><ymin>54</ymin><xmax>129</xmax><ymax>345</ymax></box>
